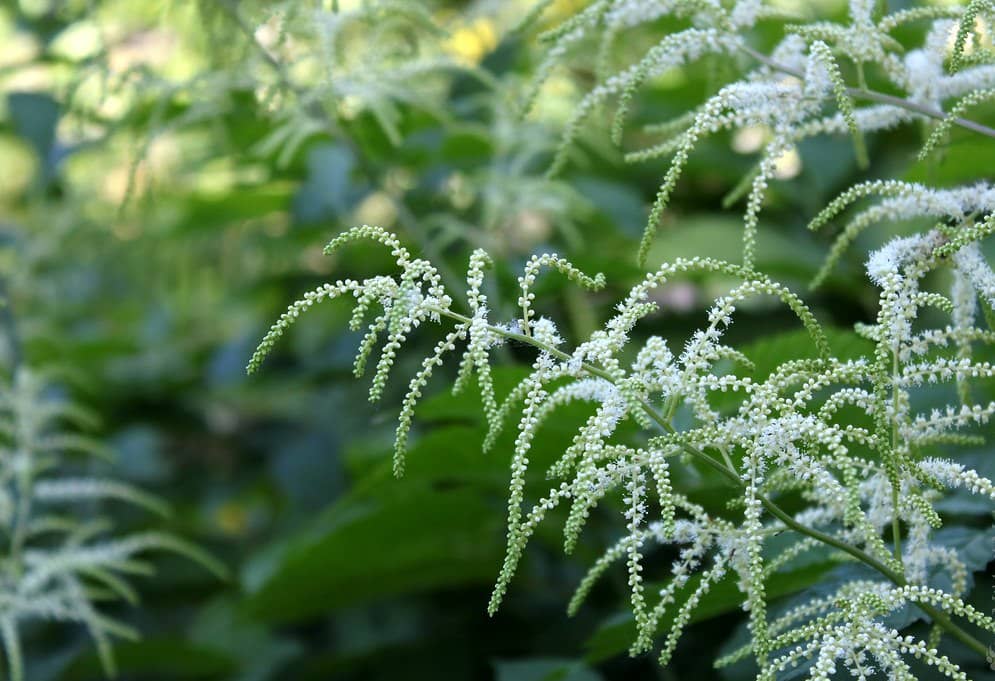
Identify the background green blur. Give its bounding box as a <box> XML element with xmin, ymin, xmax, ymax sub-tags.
<box><xmin>1</xmin><ymin>1</ymin><xmax>992</xmax><ymax>679</ymax></box>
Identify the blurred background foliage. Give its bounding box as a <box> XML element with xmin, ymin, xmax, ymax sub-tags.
<box><xmin>0</xmin><ymin>0</ymin><xmax>992</xmax><ymax>679</ymax></box>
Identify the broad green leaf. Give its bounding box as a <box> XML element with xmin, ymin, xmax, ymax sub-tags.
<box><xmin>906</xmin><ymin>133</ymin><xmax>995</xmax><ymax>187</ymax></box>
<box><xmin>644</xmin><ymin>215</ymin><xmax>825</xmax><ymax>282</ymax></box>
<box><xmin>494</xmin><ymin>657</ymin><xmax>604</xmax><ymax>681</ymax></box>
<box><xmin>242</xmin><ymin>485</ymin><xmax>504</xmax><ymax>623</ymax></box>
<box><xmin>739</xmin><ymin>326</ymin><xmax>873</xmax><ymax>380</ymax></box>
<box><xmin>62</xmin><ymin>639</ymin><xmax>236</xmax><ymax>680</ymax></box>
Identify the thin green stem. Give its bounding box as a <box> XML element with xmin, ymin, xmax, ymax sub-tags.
<box><xmin>718</xmin><ymin>446</ymin><xmax>738</xmax><ymax>475</ymax></box>
<box><xmin>856</xmin><ymin>61</ymin><xmax>868</xmax><ymax>91</ymax></box>
<box><xmin>891</xmin><ymin>351</ymin><xmax>903</xmax><ymax>566</ymax></box>
<box><xmin>428</xmin><ymin>305</ymin><xmax>991</xmax><ymax>661</ymax></box>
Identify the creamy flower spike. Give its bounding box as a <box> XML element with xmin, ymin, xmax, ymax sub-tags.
<box><xmin>541</xmin><ymin>0</ymin><xmax>995</xmax><ymax>271</ymax></box>
<box><xmin>250</xmin><ymin>208</ymin><xmax>995</xmax><ymax>677</ymax></box>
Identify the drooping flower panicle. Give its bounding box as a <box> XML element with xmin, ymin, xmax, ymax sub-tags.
<box><xmin>249</xmin><ymin>1</ymin><xmax>995</xmax><ymax>676</ymax></box>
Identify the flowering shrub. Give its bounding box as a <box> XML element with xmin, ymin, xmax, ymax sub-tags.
<box><xmin>250</xmin><ymin>1</ymin><xmax>995</xmax><ymax>678</ymax></box>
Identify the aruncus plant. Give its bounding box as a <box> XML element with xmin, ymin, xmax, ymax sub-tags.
<box><xmin>250</xmin><ymin>1</ymin><xmax>995</xmax><ymax>678</ymax></box>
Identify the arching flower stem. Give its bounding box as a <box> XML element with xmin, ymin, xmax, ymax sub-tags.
<box><xmin>738</xmin><ymin>44</ymin><xmax>995</xmax><ymax>140</ymax></box>
<box><xmin>427</xmin><ymin>303</ymin><xmax>990</xmax><ymax>659</ymax></box>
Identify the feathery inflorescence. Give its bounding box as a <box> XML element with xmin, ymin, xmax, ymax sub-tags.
<box><xmin>250</xmin><ymin>211</ymin><xmax>995</xmax><ymax>676</ymax></box>
<box><xmin>531</xmin><ymin>0</ymin><xmax>995</xmax><ymax>271</ymax></box>
<box><xmin>0</xmin><ymin>370</ymin><xmax>225</xmax><ymax>681</ymax></box>
<box><xmin>250</xmin><ymin>0</ymin><xmax>995</xmax><ymax>677</ymax></box>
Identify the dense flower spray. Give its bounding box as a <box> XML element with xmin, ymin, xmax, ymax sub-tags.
<box><xmin>251</xmin><ymin>1</ymin><xmax>995</xmax><ymax>678</ymax></box>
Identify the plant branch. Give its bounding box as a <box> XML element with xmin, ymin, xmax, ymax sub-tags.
<box><xmin>738</xmin><ymin>44</ymin><xmax>995</xmax><ymax>141</ymax></box>
<box><xmin>429</xmin><ymin>305</ymin><xmax>991</xmax><ymax>660</ymax></box>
